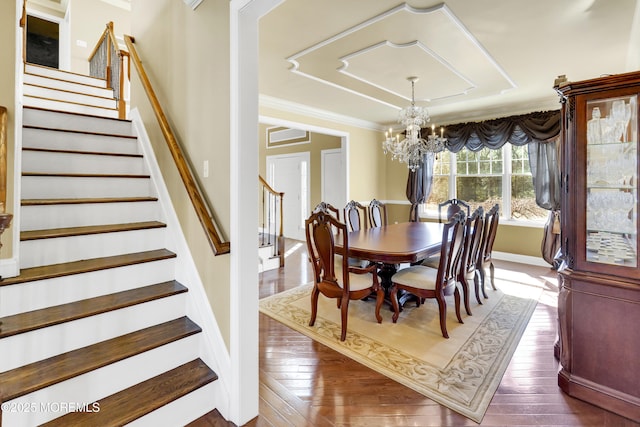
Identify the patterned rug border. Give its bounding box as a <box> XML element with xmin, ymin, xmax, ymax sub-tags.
<box><xmin>259</xmin><ymin>284</ymin><xmax>539</xmax><ymax>423</ymax></box>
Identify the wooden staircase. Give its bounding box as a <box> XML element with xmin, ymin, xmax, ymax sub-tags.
<box><xmin>0</xmin><ymin>64</ymin><xmax>220</xmax><ymax>426</ymax></box>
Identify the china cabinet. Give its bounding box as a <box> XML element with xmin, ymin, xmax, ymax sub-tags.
<box><xmin>555</xmin><ymin>71</ymin><xmax>640</xmax><ymax>422</ymax></box>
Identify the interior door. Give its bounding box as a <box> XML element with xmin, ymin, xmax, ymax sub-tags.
<box><xmin>321</xmin><ymin>148</ymin><xmax>346</xmax><ymax>213</ymax></box>
<box><xmin>267</xmin><ymin>153</ymin><xmax>310</xmax><ymax>241</ymax></box>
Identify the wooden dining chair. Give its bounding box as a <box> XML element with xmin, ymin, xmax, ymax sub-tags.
<box><xmin>368</xmin><ymin>199</ymin><xmax>388</xmax><ymax>228</ymax></box>
<box><xmin>305</xmin><ymin>206</ymin><xmax>384</xmax><ymax>341</ymax></box>
<box><xmin>438</xmin><ymin>198</ymin><xmax>470</xmax><ymax>223</ymax></box>
<box><xmin>458</xmin><ymin>206</ymin><xmax>484</xmax><ymax>312</ymax></box>
<box><xmin>477</xmin><ymin>204</ymin><xmax>500</xmax><ymax>298</ymax></box>
<box><xmin>344</xmin><ymin>200</ymin><xmax>368</xmax><ymax>232</ymax></box>
<box><xmin>388</xmin><ymin>212</ymin><xmax>466</xmax><ymax>338</ymax></box>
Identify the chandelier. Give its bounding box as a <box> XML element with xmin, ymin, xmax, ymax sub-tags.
<box><xmin>382</xmin><ymin>76</ymin><xmax>446</xmax><ymax>171</ymax></box>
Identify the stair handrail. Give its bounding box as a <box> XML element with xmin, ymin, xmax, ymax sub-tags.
<box><xmin>259</xmin><ymin>175</ymin><xmax>284</xmax><ymax>239</ymax></box>
<box><xmin>123</xmin><ymin>35</ymin><xmax>230</xmax><ymax>255</ymax></box>
<box><xmin>259</xmin><ymin>175</ymin><xmax>284</xmax><ymax>268</ymax></box>
<box><xmin>88</xmin><ymin>22</ymin><xmax>128</xmax><ymax>119</ymax></box>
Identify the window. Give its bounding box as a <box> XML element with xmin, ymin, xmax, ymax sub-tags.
<box><xmin>424</xmin><ymin>145</ymin><xmax>547</xmax><ymax>223</ymax></box>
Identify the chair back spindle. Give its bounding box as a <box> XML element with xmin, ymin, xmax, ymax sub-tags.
<box><xmin>477</xmin><ymin>204</ymin><xmax>500</xmax><ymax>295</ymax></box>
<box><xmin>368</xmin><ymin>199</ymin><xmax>388</xmax><ymax>228</ymax></box>
<box><xmin>458</xmin><ymin>206</ymin><xmax>484</xmax><ymax>311</ymax></box>
<box><xmin>344</xmin><ymin>200</ymin><xmax>368</xmax><ymax>232</ymax></box>
<box><xmin>438</xmin><ymin>198</ymin><xmax>471</xmax><ymax>223</ymax></box>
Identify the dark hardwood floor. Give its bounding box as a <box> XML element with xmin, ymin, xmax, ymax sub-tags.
<box><xmin>191</xmin><ymin>239</ymin><xmax>639</xmax><ymax>427</ymax></box>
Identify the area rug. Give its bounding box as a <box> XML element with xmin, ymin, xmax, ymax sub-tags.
<box><xmin>259</xmin><ymin>280</ymin><xmax>541</xmax><ymax>423</ymax></box>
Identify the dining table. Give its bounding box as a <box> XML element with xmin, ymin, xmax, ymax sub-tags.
<box><xmin>335</xmin><ymin>221</ymin><xmax>446</xmax><ymax>306</ymax></box>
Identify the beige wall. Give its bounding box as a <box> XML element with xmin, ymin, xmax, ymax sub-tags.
<box><xmin>258</xmin><ymin>124</ymin><xmax>341</xmax><ymax>209</ymax></box>
<box><xmin>130</xmin><ymin>0</ymin><xmax>231</xmax><ymax>349</ymax></box>
<box><xmin>0</xmin><ymin>1</ymin><xmax>16</xmax><ymax>259</ymax></box>
<box><xmin>420</xmin><ymin>216</ymin><xmax>544</xmax><ymax>258</ymax></box>
<box><xmin>69</xmin><ymin>0</ymin><xmax>131</xmax><ymax>74</ymax></box>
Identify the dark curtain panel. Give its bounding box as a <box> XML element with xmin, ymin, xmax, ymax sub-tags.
<box><xmin>528</xmin><ymin>135</ymin><xmax>561</xmax><ymax>211</ymax></box>
<box><xmin>444</xmin><ymin>110</ymin><xmax>561</xmax><ymax>152</ymax></box>
<box><xmin>406</xmin><ymin>153</ymin><xmax>435</xmax><ymax>222</ymax></box>
<box><xmin>528</xmin><ymin>135</ymin><xmax>562</xmax><ymax>268</ymax></box>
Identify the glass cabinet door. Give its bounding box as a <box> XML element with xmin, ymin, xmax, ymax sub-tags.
<box><xmin>586</xmin><ymin>95</ymin><xmax>638</xmax><ymax>266</ymax></box>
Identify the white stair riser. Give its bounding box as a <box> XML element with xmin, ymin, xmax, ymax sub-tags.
<box><xmin>0</xmin><ymin>260</ymin><xmax>175</xmax><ymax>317</ymax></box>
<box><xmin>23</xmin><ymin>108</ymin><xmax>133</xmax><ymax>136</ymax></box>
<box><xmin>1</xmin><ymin>335</ymin><xmax>200</xmax><ymax>426</ymax></box>
<box><xmin>22</xmin><ymin>128</ymin><xmax>139</xmax><ymax>155</ymax></box>
<box><xmin>20</xmin><ymin>228</ymin><xmax>167</xmax><ymax>269</ymax></box>
<box><xmin>22</xmin><ymin>151</ymin><xmax>146</xmax><ymax>175</ymax></box>
<box><xmin>128</xmin><ymin>381</ymin><xmax>217</xmax><ymax>427</ymax></box>
<box><xmin>24</xmin><ymin>74</ymin><xmax>114</xmax><ymax>98</ymax></box>
<box><xmin>25</xmin><ymin>64</ymin><xmax>108</xmax><ymax>88</ymax></box>
<box><xmin>22</xmin><ymin>176</ymin><xmax>153</xmax><ymax>199</ymax></box>
<box><xmin>23</xmin><ymin>96</ymin><xmax>119</xmax><ymax>119</ymax></box>
<box><xmin>258</xmin><ymin>246</ymin><xmax>280</xmax><ymax>273</ymax></box>
<box><xmin>0</xmin><ymin>294</ymin><xmax>187</xmax><ymax>372</ymax></box>
<box><xmin>24</xmin><ymin>85</ymin><xmax>116</xmax><ymax>109</ymax></box>
<box><xmin>20</xmin><ymin>201</ymin><xmax>161</xmax><ymax>231</ymax></box>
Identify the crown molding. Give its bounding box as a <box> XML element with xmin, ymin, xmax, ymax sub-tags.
<box><xmin>260</xmin><ymin>94</ymin><xmax>561</xmax><ymax>131</ymax></box>
<box><xmin>184</xmin><ymin>0</ymin><xmax>204</xmax><ymax>10</ymax></box>
<box><xmin>435</xmin><ymin>96</ymin><xmax>561</xmax><ymax>126</ymax></box>
<box><xmin>259</xmin><ymin>94</ymin><xmax>384</xmax><ymax>132</ymax></box>
<box><xmin>99</xmin><ymin>0</ymin><xmax>131</xmax><ymax>11</ymax></box>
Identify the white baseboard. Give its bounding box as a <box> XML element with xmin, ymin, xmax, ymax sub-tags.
<box><xmin>493</xmin><ymin>251</ymin><xmax>551</xmax><ymax>268</ymax></box>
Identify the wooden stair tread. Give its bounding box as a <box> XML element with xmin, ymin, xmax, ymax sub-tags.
<box><xmin>22</xmin><ymin>172</ymin><xmax>151</xmax><ymax>179</ymax></box>
<box><xmin>0</xmin><ymin>281</ymin><xmax>187</xmax><ymax>338</ymax></box>
<box><xmin>23</xmin><ymin>146</ymin><xmax>143</xmax><ymax>158</ymax></box>
<box><xmin>23</xmin><ymin>124</ymin><xmax>138</xmax><ymax>139</ymax></box>
<box><xmin>22</xmin><ymin>196</ymin><xmax>158</xmax><ymax>206</ymax></box>
<box><xmin>21</xmin><ymin>221</ymin><xmax>166</xmax><ymax>241</ymax></box>
<box><xmin>42</xmin><ymin>359</ymin><xmax>217</xmax><ymax>426</ymax></box>
<box><xmin>0</xmin><ymin>317</ymin><xmax>201</xmax><ymax>402</ymax></box>
<box><xmin>24</xmin><ymin>105</ymin><xmax>131</xmax><ymax>123</ymax></box>
<box><xmin>0</xmin><ymin>249</ymin><xmax>176</xmax><ymax>287</ymax></box>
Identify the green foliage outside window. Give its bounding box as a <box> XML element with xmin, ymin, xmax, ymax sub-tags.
<box><xmin>425</xmin><ymin>146</ymin><xmax>547</xmax><ymax>222</ymax></box>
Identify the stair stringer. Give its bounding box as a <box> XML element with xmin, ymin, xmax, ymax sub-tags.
<box><xmin>2</xmin><ymin>64</ymin><xmax>24</xmax><ymax>280</ymax></box>
<box><xmin>130</xmin><ymin>108</ymin><xmax>232</xmax><ymax>420</ymax></box>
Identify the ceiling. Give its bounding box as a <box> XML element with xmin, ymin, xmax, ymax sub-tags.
<box><xmin>259</xmin><ymin>0</ymin><xmax>640</xmax><ymax>129</ymax></box>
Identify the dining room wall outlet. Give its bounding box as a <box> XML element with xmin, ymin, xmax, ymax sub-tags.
<box><xmin>203</xmin><ymin>160</ymin><xmax>209</xmax><ymax>177</ymax></box>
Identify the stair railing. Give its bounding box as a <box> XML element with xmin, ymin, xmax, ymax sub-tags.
<box><xmin>259</xmin><ymin>175</ymin><xmax>285</xmax><ymax>268</ymax></box>
<box><xmin>123</xmin><ymin>35</ymin><xmax>230</xmax><ymax>255</ymax></box>
<box><xmin>88</xmin><ymin>22</ymin><xmax>129</xmax><ymax>119</ymax></box>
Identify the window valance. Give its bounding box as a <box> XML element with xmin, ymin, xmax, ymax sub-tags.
<box><xmin>443</xmin><ymin>110</ymin><xmax>561</xmax><ymax>152</ymax></box>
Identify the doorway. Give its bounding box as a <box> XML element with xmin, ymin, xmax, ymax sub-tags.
<box><xmin>321</xmin><ymin>148</ymin><xmax>346</xmax><ymax>211</ymax></box>
<box><xmin>266</xmin><ymin>152</ymin><xmax>310</xmax><ymax>241</ymax></box>
<box><xmin>25</xmin><ymin>8</ymin><xmax>70</xmax><ymax>71</ymax></box>
<box><xmin>26</xmin><ymin>15</ymin><xmax>59</xmax><ymax>68</ymax></box>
